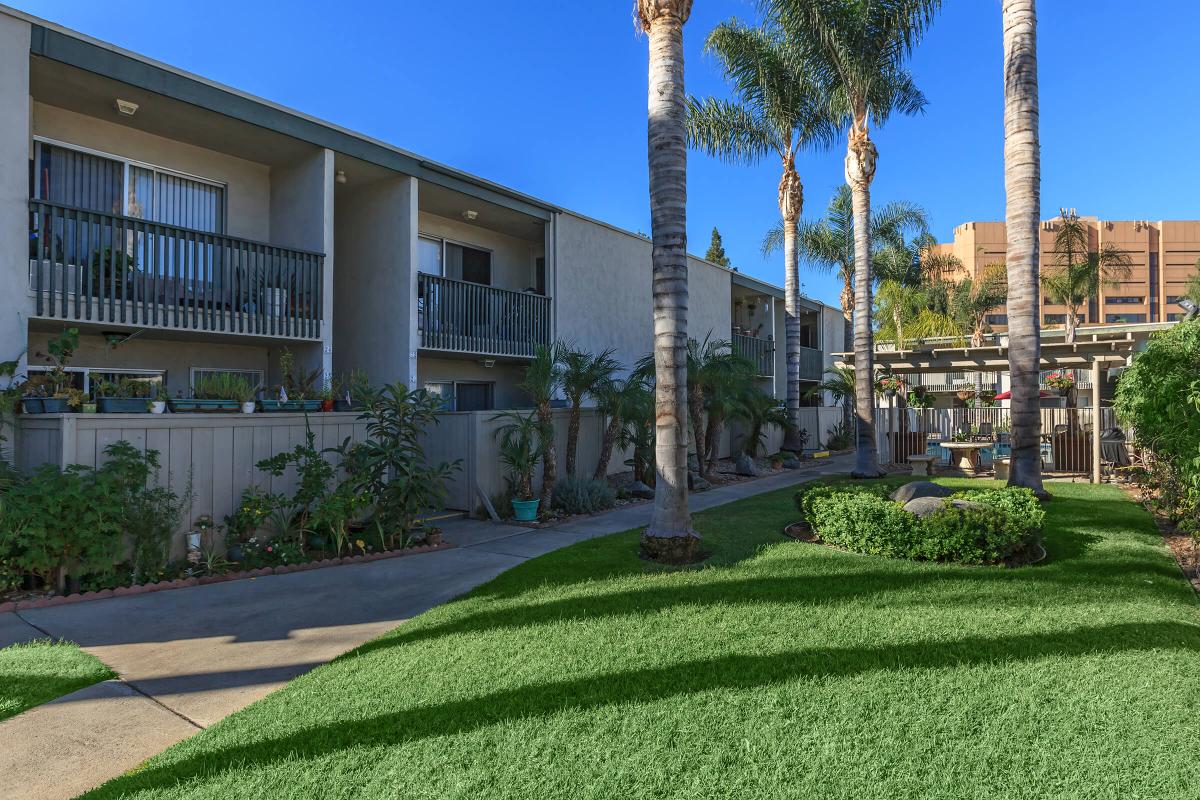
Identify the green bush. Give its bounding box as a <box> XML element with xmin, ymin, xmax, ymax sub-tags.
<box><xmin>553</xmin><ymin>477</ymin><xmax>616</xmax><ymax>515</ymax></box>
<box><xmin>797</xmin><ymin>484</ymin><xmax>1043</xmax><ymax>565</ymax></box>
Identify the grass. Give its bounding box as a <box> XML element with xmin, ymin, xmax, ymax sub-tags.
<box><xmin>86</xmin><ymin>479</ymin><xmax>1200</xmax><ymax>799</ymax></box>
<box><xmin>0</xmin><ymin>638</ymin><xmax>114</xmax><ymax>721</ymax></box>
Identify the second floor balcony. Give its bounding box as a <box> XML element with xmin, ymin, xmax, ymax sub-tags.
<box><xmin>28</xmin><ymin>200</ymin><xmax>323</xmax><ymax>340</ymax></box>
<box><xmin>418</xmin><ymin>273</ymin><xmax>551</xmax><ymax>359</ymax></box>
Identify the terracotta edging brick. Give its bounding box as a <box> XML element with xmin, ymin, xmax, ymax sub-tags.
<box><xmin>3</xmin><ymin>542</ymin><xmax>455</xmax><ymax>613</ymax></box>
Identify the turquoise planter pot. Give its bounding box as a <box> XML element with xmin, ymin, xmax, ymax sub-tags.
<box><xmin>511</xmin><ymin>498</ymin><xmax>540</xmax><ymax>522</ymax></box>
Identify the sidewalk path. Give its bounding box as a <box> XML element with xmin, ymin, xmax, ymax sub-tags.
<box><xmin>0</xmin><ymin>455</ymin><xmax>849</xmax><ymax>800</ymax></box>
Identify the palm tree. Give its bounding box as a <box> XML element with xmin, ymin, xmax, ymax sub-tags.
<box><xmin>593</xmin><ymin>368</ymin><xmax>651</xmax><ymax>481</ymax></box>
<box><xmin>952</xmin><ymin>263</ymin><xmax>1009</xmax><ymax>347</ymax></box>
<box><xmin>685</xmin><ymin>18</ymin><xmax>837</xmax><ymax>453</ymax></box>
<box><xmin>766</xmin><ymin>0</ymin><xmax>941</xmax><ymax>478</ymax></box>
<box><xmin>686</xmin><ymin>337</ymin><xmax>756</xmax><ymax>478</ymax></box>
<box><xmin>1041</xmin><ymin>209</ymin><xmax>1133</xmax><ymax>343</ymax></box>
<box><xmin>1001</xmin><ymin>0</ymin><xmax>1045</xmax><ymax>495</ymax></box>
<box><xmin>809</xmin><ymin>364</ymin><xmax>856</xmax><ymax>410</ymax></box>
<box><xmin>765</xmin><ymin>185</ymin><xmax>926</xmax><ymax>429</ymax></box>
<box><xmin>492</xmin><ymin>410</ymin><xmax>550</xmax><ymax>502</ymax></box>
<box><xmin>636</xmin><ymin>0</ymin><xmax>697</xmax><ymax>562</ymax></box>
<box><xmin>518</xmin><ymin>343</ymin><xmax>562</xmax><ymax>514</ymax></box>
<box><xmin>734</xmin><ymin>389</ymin><xmax>794</xmax><ymax>457</ymax></box>
<box><xmin>558</xmin><ymin>346</ymin><xmax>620</xmax><ymax>476</ymax></box>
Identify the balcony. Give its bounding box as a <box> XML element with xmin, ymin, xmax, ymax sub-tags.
<box><xmin>418</xmin><ymin>273</ymin><xmax>551</xmax><ymax>358</ymax></box>
<box><xmin>733</xmin><ymin>333</ymin><xmax>774</xmax><ymax>377</ymax></box>
<box><xmin>28</xmin><ymin>200</ymin><xmax>323</xmax><ymax>340</ymax></box>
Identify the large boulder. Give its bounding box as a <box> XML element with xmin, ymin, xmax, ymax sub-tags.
<box><xmin>903</xmin><ymin>497</ymin><xmax>986</xmax><ymax>519</ymax></box>
<box><xmin>627</xmin><ymin>480</ymin><xmax>654</xmax><ymax>500</ymax></box>
<box><xmin>781</xmin><ymin>457</ymin><xmax>802</xmax><ymax>470</ymax></box>
<box><xmin>890</xmin><ymin>481</ymin><xmax>954</xmax><ymax>505</ymax></box>
<box><xmin>688</xmin><ymin>472</ymin><xmax>712</xmax><ymax>492</ymax></box>
<box><xmin>735</xmin><ymin>453</ymin><xmax>759</xmax><ymax>477</ymax></box>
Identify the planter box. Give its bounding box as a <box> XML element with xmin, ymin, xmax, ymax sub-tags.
<box><xmin>22</xmin><ymin>397</ymin><xmax>70</xmax><ymax>414</ymax></box>
<box><xmin>259</xmin><ymin>400</ymin><xmax>322</xmax><ymax>413</ymax></box>
<box><xmin>98</xmin><ymin>397</ymin><xmax>152</xmax><ymax>413</ymax></box>
<box><xmin>168</xmin><ymin>399</ymin><xmax>241</xmax><ymax>413</ymax></box>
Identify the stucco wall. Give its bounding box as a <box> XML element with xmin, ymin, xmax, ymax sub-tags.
<box><xmin>1</xmin><ymin>15</ymin><xmax>32</xmax><ymax>389</ymax></box>
<box><xmin>417</xmin><ymin>211</ymin><xmax>542</xmax><ymax>292</ymax></box>
<box><xmin>26</xmin><ymin>330</ymin><xmax>270</xmax><ymax>396</ymax></box>
<box><xmin>553</xmin><ymin>212</ymin><xmax>732</xmax><ymax>373</ymax></box>
<box><xmin>416</xmin><ymin>356</ymin><xmax>528</xmax><ymax>410</ymax></box>
<box><xmin>32</xmin><ymin>102</ymin><xmax>271</xmax><ymax>242</ymax></box>
<box><xmin>334</xmin><ymin>175</ymin><xmax>418</xmax><ymax>388</ymax></box>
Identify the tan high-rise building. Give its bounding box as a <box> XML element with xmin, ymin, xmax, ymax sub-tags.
<box><xmin>930</xmin><ymin>215</ymin><xmax>1200</xmax><ymax>329</ymax></box>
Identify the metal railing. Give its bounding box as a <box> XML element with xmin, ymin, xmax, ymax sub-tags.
<box><xmin>908</xmin><ymin>371</ymin><xmax>1003</xmax><ymax>393</ymax></box>
<box><xmin>733</xmin><ymin>333</ymin><xmax>774</xmax><ymax>377</ymax></box>
<box><xmin>418</xmin><ymin>273</ymin><xmax>551</xmax><ymax>358</ymax></box>
<box><xmin>28</xmin><ymin>200</ymin><xmax>323</xmax><ymax>339</ymax></box>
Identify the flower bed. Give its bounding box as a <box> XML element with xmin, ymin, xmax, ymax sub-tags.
<box><xmin>0</xmin><ymin>540</ymin><xmax>454</xmax><ymax>613</ymax></box>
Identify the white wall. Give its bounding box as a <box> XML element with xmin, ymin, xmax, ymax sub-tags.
<box><xmin>1</xmin><ymin>15</ymin><xmax>32</xmax><ymax>387</ymax></box>
<box><xmin>32</xmin><ymin>102</ymin><xmax>271</xmax><ymax>242</ymax></box>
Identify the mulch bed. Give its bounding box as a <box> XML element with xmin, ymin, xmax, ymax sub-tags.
<box><xmin>0</xmin><ymin>541</ymin><xmax>455</xmax><ymax>614</ymax></box>
<box><xmin>1115</xmin><ymin>482</ymin><xmax>1200</xmax><ymax>595</ymax></box>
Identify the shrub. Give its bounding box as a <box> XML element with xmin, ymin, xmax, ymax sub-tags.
<box><xmin>825</xmin><ymin>422</ymin><xmax>852</xmax><ymax>450</ymax></box>
<box><xmin>799</xmin><ymin>484</ymin><xmax>1043</xmax><ymax>565</ymax></box>
<box><xmin>552</xmin><ymin>477</ymin><xmax>616</xmax><ymax>515</ymax></box>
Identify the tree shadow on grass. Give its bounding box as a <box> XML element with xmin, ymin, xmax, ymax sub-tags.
<box><xmin>85</xmin><ymin>619</ymin><xmax>1200</xmax><ymax>798</ymax></box>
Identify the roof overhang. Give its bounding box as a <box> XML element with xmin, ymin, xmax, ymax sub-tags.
<box><xmin>835</xmin><ymin>334</ymin><xmax>1137</xmax><ymax>373</ymax></box>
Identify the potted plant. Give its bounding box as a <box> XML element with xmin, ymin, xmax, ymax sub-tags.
<box><xmin>906</xmin><ymin>389</ymin><xmax>934</xmax><ymax>409</ymax></box>
<box><xmin>173</xmin><ymin>373</ymin><xmax>248</xmax><ymax>412</ymax></box>
<box><xmin>1044</xmin><ymin>372</ymin><xmax>1074</xmax><ymax>397</ymax></box>
<box><xmin>260</xmin><ymin>350</ymin><xmax>322</xmax><ymax>412</ymax></box>
<box><xmin>876</xmin><ymin>375</ymin><xmax>903</xmax><ymax>399</ymax></box>
<box><xmin>96</xmin><ymin>378</ymin><xmax>155</xmax><ymax>413</ymax></box>
<box><xmin>954</xmin><ymin>383</ymin><xmax>976</xmax><ymax>402</ymax></box>
<box><xmin>319</xmin><ymin>378</ymin><xmax>336</xmax><ymax>413</ymax></box>
<box><xmin>334</xmin><ymin>370</ymin><xmax>369</xmax><ymax>412</ymax></box>
<box><xmin>23</xmin><ymin>328</ymin><xmax>78</xmax><ymax>413</ymax></box>
<box><xmin>492</xmin><ymin>409</ymin><xmax>548</xmax><ymax>522</ymax></box>
<box><xmin>150</xmin><ymin>384</ymin><xmax>168</xmax><ymax>414</ymax></box>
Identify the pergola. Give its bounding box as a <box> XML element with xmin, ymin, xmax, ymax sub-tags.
<box><xmin>835</xmin><ymin>330</ymin><xmax>1139</xmax><ymax>483</ymax></box>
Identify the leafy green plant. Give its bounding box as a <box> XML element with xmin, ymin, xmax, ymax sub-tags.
<box><xmin>310</xmin><ymin>484</ymin><xmax>368</xmax><ymax>557</ymax></box>
<box><xmin>193</xmin><ymin>373</ymin><xmax>255</xmax><ymax>402</ymax></box>
<box><xmin>825</xmin><ymin>422</ymin><xmax>852</xmax><ymax>450</ymax></box>
<box><xmin>224</xmin><ymin>486</ymin><xmax>278</xmax><ymax>542</ymax></box>
<box><xmin>102</xmin><ymin>441</ymin><xmax>192</xmax><ymax>583</ymax></box>
<box><xmin>492</xmin><ymin>410</ymin><xmax>549</xmax><ymax>501</ymax></box>
<box><xmin>27</xmin><ymin>328</ymin><xmax>78</xmax><ymax>398</ymax></box>
<box><xmin>552</xmin><ymin>477</ymin><xmax>616</xmax><ymax>515</ymax></box>
<box><xmin>95</xmin><ymin>378</ymin><xmax>155</xmax><ymax>399</ymax></box>
<box><xmin>256</xmin><ymin>421</ymin><xmax>335</xmax><ymax>548</ymax></box>
<box><xmin>278</xmin><ymin>348</ymin><xmax>320</xmax><ymax>400</ymax></box>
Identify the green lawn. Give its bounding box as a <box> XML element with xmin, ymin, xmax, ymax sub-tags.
<box><xmin>87</xmin><ymin>480</ymin><xmax>1200</xmax><ymax>799</ymax></box>
<box><xmin>0</xmin><ymin>638</ymin><xmax>114</xmax><ymax>721</ymax></box>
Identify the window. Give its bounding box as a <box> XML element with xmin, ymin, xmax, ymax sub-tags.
<box><xmin>28</xmin><ymin>366</ymin><xmax>165</xmax><ymax>395</ymax></box>
<box><xmin>422</xmin><ymin>380</ymin><xmax>493</xmax><ymax>412</ymax></box>
<box><xmin>1106</xmin><ymin>296</ymin><xmax>1144</xmax><ymax>304</ymax></box>
<box><xmin>1043</xmin><ymin>314</ymin><xmax>1082</xmax><ymax>325</ymax></box>
<box><xmin>447</xmin><ymin>242</ymin><xmax>491</xmax><ymax>285</ymax></box>
<box><xmin>1167</xmin><ymin>313</ymin><xmax>1185</xmax><ymax>321</ymax></box>
<box><xmin>1105</xmin><ymin>313</ymin><xmax>1146</xmax><ymax>324</ymax></box>
<box><xmin>190</xmin><ymin>368</ymin><xmax>265</xmax><ymax>392</ymax></box>
<box><xmin>418</xmin><ymin>236</ymin><xmax>443</xmax><ymax>276</ymax></box>
<box><xmin>1167</xmin><ymin>295</ymin><xmax>1185</xmax><ymax>304</ymax></box>
<box><xmin>986</xmin><ymin>314</ymin><xmax>1008</xmax><ymax>325</ymax></box>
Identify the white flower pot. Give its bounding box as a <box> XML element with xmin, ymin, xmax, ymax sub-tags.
<box><xmin>241</xmin><ymin>401</ymin><xmax>257</xmax><ymax>414</ymax></box>
<box><xmin>150</xmin><ymin>401</ymin><xmax>167</xmax><ymax>414</ymax></box>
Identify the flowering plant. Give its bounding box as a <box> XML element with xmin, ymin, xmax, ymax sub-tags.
<box><xmin>876</xmin><ymin>375</ymin><xmax>904</xmax><ymax>395</ymax></box>
<box><xmin>1044</xmin><ymin>372</ymin><xmax>1075</xmax><ymax>391</ymax></box>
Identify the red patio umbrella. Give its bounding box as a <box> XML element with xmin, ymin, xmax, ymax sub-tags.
<box><xmin>992</xmin><ymin>389</ymin><xmax>1055</xmax><ymax>400</ymax></box>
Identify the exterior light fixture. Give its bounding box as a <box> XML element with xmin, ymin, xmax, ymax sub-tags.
<box><xmin>115</xmin><ymin>98</ymin><xmax>139</xmax><ymax>116</ymax></box>
<box><xmin>335</xmin><ymin>170</ymin><xmax>347</xmax><ymax>184</ymax></box>
<box><xmin>480</xmin><ymin>358</ymin><xmax>496</xmax><ymax>368</ymax></box>
<box><xmin>462</xmin><ymin>210</ymin><xmax>478</xmax><ymax>221</ymax></box>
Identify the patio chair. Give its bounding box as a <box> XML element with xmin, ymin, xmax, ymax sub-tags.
<box><xmin>972</xmin><ymin>422</ymin><xmax>994</xmax><ymax>442</ymax></box>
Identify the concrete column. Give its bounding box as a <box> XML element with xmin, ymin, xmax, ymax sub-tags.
<box><xmin>0</xmin><ymin>15</ymin><xmax>31</xmax><ymax>386</ymax></box>
<box><xmin>1091</xmin><ymin>358</ymin><xmax>1102</xmax><ymax>484</ymax></box>
<box><xmin>331</xmin><ymin>174</ymin><xmax>418</xmax><ymax>388</ymax></box>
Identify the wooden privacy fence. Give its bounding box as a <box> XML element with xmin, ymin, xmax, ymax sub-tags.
<box><xmin>873</xmin><ymin>405</ymin><xmax>1122</xmax><ymax>475</ymax></box>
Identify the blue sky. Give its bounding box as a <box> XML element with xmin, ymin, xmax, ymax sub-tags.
<box><xmin>15</xmin><ymin>0</ymin><xmax>1200</xmax><ymax>307</ymax></box>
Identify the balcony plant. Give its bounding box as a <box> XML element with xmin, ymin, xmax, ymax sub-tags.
<box><xmin>150</xmin><ymin>384</ymin><xmax>168</xmax><ymax>414</ymax></box>
<box><xmin>1044</xmin><ymin>372</ymin><xmax>1075</xmax><ymax>396</ymax></box>
<box><xmin>492</xmin><ymin>409</ymin><xmax>549</xmax><ymax>521</ymax></box>
<box><xmin>875</xmin><ymin>375</ymin><xmax>904</xmax><ymax>399</ymax></box>
<box><xmin>22</xmin><ymin>328</ymin><xmax>78</xmax><ymax>414</ymax></box>
<box><xmin>906</xmin><ymin>388</ymin><xmax>934</xmax><ymax>409</ymax></box>
<box><xmin>172</xmin><ymin>374</ymin><xmax>252</xmax><ymax>413</ymax></box>
<box><xmin>260</xmin><ymin>349</ymin><xmax>321</xmax><ymax>412</ymax></box>
<box><xmin>96</xmin><ymin>378</ymin><xmax>155</xmax><ymax>413</ymax></box>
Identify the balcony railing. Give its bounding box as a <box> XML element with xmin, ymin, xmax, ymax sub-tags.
<box><xmin>910</xmin><ymin>371</ymin><xmax>1003</xmax><ymax>393</ymax></box>
<box><xmin>733</xmin><ymin>333</ymin><xmax>774</xmax><ymax>377</ymax></box>
<box><xmin>28</xmin><ymin>200</ymin><xmax>323</xmax><ymax>339</ymax></box>
<box><xmin>418</xmin><ymin>273</ymin><xmax>551</xmax><ymax>358</ymax></box>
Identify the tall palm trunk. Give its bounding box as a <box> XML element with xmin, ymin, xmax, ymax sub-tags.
<box><xmin>846</xmin><ymin>114</ymin><xmax>883</xmax><ymax>478</ymax></box>
<box><xmin>536</xmin><ymin>399</ymin><xmax>556</xmax><ymax>511</ymax></box>
<box><xmin>593</xmin><ymin>415</ymin><xmax>622</xmax><ymax>480</ymax></box>
<box><xmin>780</xmin><ymin>152</ymin><xmax>805</xmax><ymax>451</ymax></box>
<box><xmin>639</xmin><ymin>0</ymin><xmax>697</xmax><ymax>561</ymax></box>
<box><xmin>687</xmin><ymin>385</ymin><xmax>707</xmax><ymax>479</ymax></box>
<box><xmin>1002</xmin><ymin>0</ymin><xmax>1046</xmax><ymax>495</ymax></box>
<box><xmin>1063</xmin><ymin>307</ymin><xmax>1078</xmax><ymax>344</ymax></box>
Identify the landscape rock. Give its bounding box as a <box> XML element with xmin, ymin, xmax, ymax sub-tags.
<box><xmin>781</xmin><ymin>458</ymin><xmax>802</xmax><ymax>470</ymax></box>
<box><xmin>890</xmin><ymin>481</ymin><xmax>954</xmax><ymax>504</ymax></box>
<box><xmin>687</xmin><ymin>452</ymin><xmax>700</xmax><ymax>472</ymax></box>
<box><xmin>689</xmin><ymin>472</ymin><xmax>712</xmax><ymax>492</ymax></box>
<box><xmin>903</xmin><ymin>496</ymin><xmax>986</xmax><ymax>519</ymax></box>
<box><xmin>627</xmin><ymin>480</ymin><xmax>655</xmax><ymax>500</ymax></box>
<box><xmin>735</xmin><ymin>453</ymin><xmax>759</xmax><ymax>477</ymax></box>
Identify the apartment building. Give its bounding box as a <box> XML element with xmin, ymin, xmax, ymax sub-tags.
<box><xmin>0</xmin><ymin>8</ymin><xmax>840</xmax><ymax>511</ymax></box>
<box><xmin>931</xmin><ymin>215</ymin><xmax>1200</xmax><ymax>329</ymax></box>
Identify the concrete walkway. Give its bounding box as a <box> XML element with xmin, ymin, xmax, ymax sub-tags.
<box><xmin>0</xmin><ymin>456</ymin><xmax>849</xmax><ymax>800</ymax></box>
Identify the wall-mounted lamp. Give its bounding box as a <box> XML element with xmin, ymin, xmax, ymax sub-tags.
<box><xmin>335</xmin><ymin>170</ymin><xmax>347</xmax><ymax>184</ymax></box>
<box><xmin>462</xmin><ymin>210</ymin><xmax>479</xmax><ymax>221</ymax></box>
<box><xmin>115</xmin><ymin>98</ymin><xmax>139</xmax><ymax>117</ymax></box>
<box><xmin>480</xmin><ymin>358</ymin><xmax>496</xmax><ymax>369</ymax></box>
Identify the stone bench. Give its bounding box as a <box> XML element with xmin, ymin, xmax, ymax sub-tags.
<box><xmin>907</xmin><ymin>455</ymin><xmax>937</xmax><ymax>477</ymax></box>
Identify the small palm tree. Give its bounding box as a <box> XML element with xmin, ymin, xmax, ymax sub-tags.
<box><xmin>637</xmin><ymin>0</ymin><xmax>697</xmax><ymax>561</ymax></box>
<box><xmin>558</xmin><ymin>346</ymin><xmax>620</xmax><ymax>477</ymax></box>
<box><xmin>1002</xmin><ymin>0</ymin><xmax>1046</xmax><ymax>495</ymax></box>
<box><xmin>952</xmin><ymin>263</ymin><xmax>1008</xmax><ymax>347</ymax></box>
<box><xmin>765</xmin><ymin>0</ymin><xmax>943</xmax><ymax>478</ymax></box>
<box><xmin>734</xmin><ymin>389</ymin><xmax>794</xmax><ymax>457</ymax></box>
<box><xmin>1041</xmin><ymin>209</ymin><xmax>1133</xmax><ymax>343</ymax></box>
<box><xmin>492</xmin><ymin>410</ymin><xmax>550</xmax><ymax>502</ymax></box>
<box><xmin>809</xmin><ymin>364</ymin><xmax>856</xmax><ymax>410</ymax></box>
<box><xmin>518</xmin><ymin>343</ymin><xmax>562</xmax><ymax>513</ymax></box>
<box><xmin>686</xmin><ymin>17</ymin><xmax>837</xmax><ymax>452</ymax></box>
<box><xmin>593</xmin><ymin>369</ymin><xmax>651</xmax><ymax>480</ymax></box>
<box><xmin>685</xmin><ymin>337</ymin><xmax>756</xmax><ymax>478</ymax></box>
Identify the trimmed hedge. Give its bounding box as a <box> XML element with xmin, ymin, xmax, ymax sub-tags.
<box><xmin>794</xmin><ymin>483</ymin><xmax>1043</xmax><ymax>565</ymax></box>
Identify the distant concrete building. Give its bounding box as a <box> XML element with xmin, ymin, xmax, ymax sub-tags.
<box><xmin>931</xmin><ymin>215</ymin><xmax>1200</xmax><ymax>329</ymax></box>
